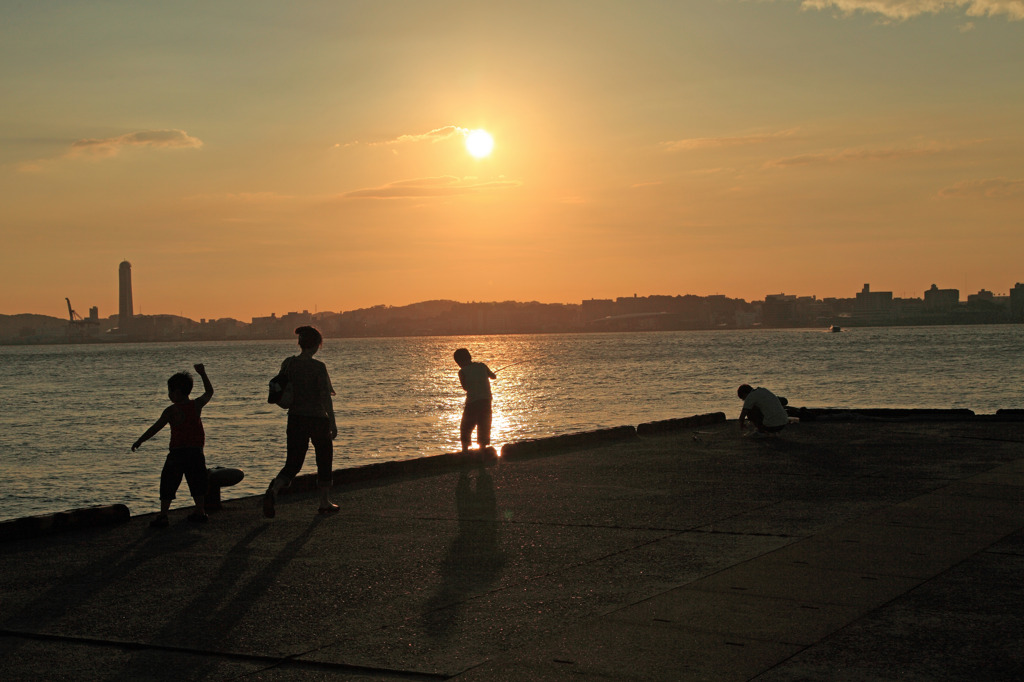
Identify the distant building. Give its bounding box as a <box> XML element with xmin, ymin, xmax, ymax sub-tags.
<box><xmin>250</xmin><ymin>312</ymin><xmax>282</xmax><ymax>338</ymax></box>
<box><xmin>855</xmin><ymin>284</ymin><xmax>893</xmax><ymax>313</ymax></box>
<box><xmin>118</xmin><ymin>261</ymin><xmax>134</xmax><ymax>325</ymax></box>
<box><xmin>248</xmin><ymin>310</ymin><xmax>314</xmax><ymax>338</ymax></box>
<box><xmin>959</xmin><ymin>289</ymin><xmax>1010</xmax><ymax>322</ymax></box>
<box><xmin>581</xmin><ymin>298</ymin><xmax>615</xmax><ymax>322</ymax></box>
<box><xmin>894</xmin><ymin>296</ymin><xmax>925</xmax><ymax>319</ymax></box>
<box><xmin>1010</xmin><ymin>283</ymin><xmax>1024</xmax><ymax>321</ymax></box>
<box><xmin>924</xmin><ymin>284</ymin><xmax>959</xmax><ymax>311</ymax></box>
<box><xmin>762</xmin><ymin>293</ymin><xmax>797</xmax><ymax>327</ymax></box>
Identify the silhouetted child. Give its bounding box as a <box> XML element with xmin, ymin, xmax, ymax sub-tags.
<box><xmin>132</xmin><ymin>364</ymin><xmax>214</xmax><ymax>527</ymax></box>
<box><xmin>454</xmin><ymin>348</ymin><xmax>496</xmax><ymax>452</ymax></box>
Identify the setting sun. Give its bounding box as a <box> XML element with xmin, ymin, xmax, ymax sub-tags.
<box><xmin>465</xmin><ymin>129</ymin><xmax>494</xmax><ymax>158</ymax></box>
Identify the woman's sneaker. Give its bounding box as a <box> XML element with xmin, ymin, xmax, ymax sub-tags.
<box><xmin>262</xmin><ymin>490</ymin><xmax>276</xmax><ymax>518</ymax></box>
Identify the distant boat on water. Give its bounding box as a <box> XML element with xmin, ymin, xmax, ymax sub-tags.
<box><xmin>829</xmin><ymin>325</ymin><xmax>842</xmax><ymax>333</ymax></box>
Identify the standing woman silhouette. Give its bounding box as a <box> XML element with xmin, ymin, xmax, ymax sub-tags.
<box><xmin>263</xmin><ymin>326</ymin><xmax>339</xmax><ymax>517</ymax></box>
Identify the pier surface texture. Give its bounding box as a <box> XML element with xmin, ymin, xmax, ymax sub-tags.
<box><xmin>2</xmin><ymin>418</ymin><xmax>1023</xmax><ymax>680</ymax></box>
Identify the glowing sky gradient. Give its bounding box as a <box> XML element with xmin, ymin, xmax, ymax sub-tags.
<box><xmin>2</xmin><ymin>1</ymin><xmax>1022</xmax><ymax>320</ymax></box>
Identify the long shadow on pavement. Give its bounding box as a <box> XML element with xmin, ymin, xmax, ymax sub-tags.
<box><xmin>421</xmin><ymin>465</ymin><xmax>506</xmax><ymax>640</ymax></box>
<box><xmin>102</xmin><ymin>516</ymin><xmax>325</xmax><ymax>681</ymax></box>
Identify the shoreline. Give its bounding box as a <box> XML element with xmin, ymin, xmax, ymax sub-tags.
<box><xmin>0</xmin><ymin>413</ymin><xmax>724</xmax><ymax>541</ymax></box>
<box><xmin>4</xmin><ymin>319</ymin><xmax>1024</xmax><ymax>348</ymax></box>
<box><xmin>4</xmin><ymin>408</ymin><xmax>1022</xmax><ymax>541</ymax></box>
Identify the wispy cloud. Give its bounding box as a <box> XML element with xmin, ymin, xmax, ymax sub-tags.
<box><xmin>795</xmin><ymin>0</ymin><xmax>1024</xmax><ymax>22</ymax></box>
<box><xmin>766</xmin><ymin>141</ymin><xmax>951</xmax><ymax>167</ymax></box>
<box><xmin>340</xmin><ymin>125</ymin><xmax>471</xmax><ymax>149</ymax></box>
<box><xmin>938</xmin><ymin>177</ymin><xmax>1024</xmax><ymax>198</ymax></box>
<box><xmin>67</xmin><ymin>129</ymin><xmax>203</xmax><ymax>158</ymax></box>
<box><xmin>343</xmin><ymin>175</ymin><xmax>520</xmax><ymax>199</ymax></box>
<box><xmin>18</xmin><ymin>129</ymin><xmax>202</xmax><ymax>172</ymax></box>
<box><xmin>376</xmin><ymin>126</ymin><xmax>467</xmax><ymax>146</ymax></box>
<box><xmin>185</xmin><ymin>191</ymin><xmax>296</xmax><ymax>205</ymax></box>
<box><xmin>662</xmin><ymin>130</ymin><xmax>797</xmax><ymax>152</ymax></box>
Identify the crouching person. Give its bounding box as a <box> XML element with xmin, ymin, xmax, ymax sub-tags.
<box><xmin>737</xmin><ymin>383</ymin><xmax>788</xmax><ymax>437</ymax></box>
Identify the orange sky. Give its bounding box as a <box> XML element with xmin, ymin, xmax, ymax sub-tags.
<box><xmin>2</xmin><ymin>1</ymin><xmax>1023</xmax><ymax>321</ymax></box>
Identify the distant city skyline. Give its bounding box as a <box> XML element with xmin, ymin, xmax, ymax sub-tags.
<box><xmin>6</xmin><ymin>273</ymin><xmax>1022</xmax><ymax>323</ymax></box>
<box><xmin>5</xmin><ymin>282</ymin><xmax>1021</xmax><ymax>347</ymax></box>
<box><xmin>3</xmin><ymin>2</ymin><xmax>1022</xmax><ymax>321</ymax></box>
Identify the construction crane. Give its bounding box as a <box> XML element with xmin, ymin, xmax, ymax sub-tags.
<box><xmin>66</xmin><ymin>297</ymin><xmax>83</xmax><ymax>322</ymax></box>
<box><xmin>65</xmin><ymin>298</ymin><xmax>99</xmax><ymax>341</ymax></box>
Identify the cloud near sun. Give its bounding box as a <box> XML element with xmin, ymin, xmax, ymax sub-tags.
<box><xmin>343</xmin><ymin>176</ymin><xmax>520</xmax><ymax>199</ymax></box>
<box><xmin>791</xmin><ymin>0</ymin><xmax>1024</xmax><ymax>21</ymax></box>
<box><xmin>375</xmin><ymin>126</ymin><xmax>467</xmax><ymax>146</ymax></box>
<box><xmin>340</xmin><ymin>125</ymin><xmax>477</xmax><ymax>149</ymax></box>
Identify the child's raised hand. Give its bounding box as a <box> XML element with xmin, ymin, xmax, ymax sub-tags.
<box><xmin>193</xmin><ymin>363</ymin><xmax>206</xmax><ymax>374</ymax></box>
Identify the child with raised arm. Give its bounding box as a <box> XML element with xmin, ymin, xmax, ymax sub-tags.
<box><xmin>132</xmin><ymin>364</ymin><xmax>214</xmax><ymax>527</ymax></box>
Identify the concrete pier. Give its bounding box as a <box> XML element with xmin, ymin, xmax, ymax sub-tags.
<box><xmin>1</xmin><ymin>418</ymin><xmax>1023</xmax><ymax>680</ymax></box>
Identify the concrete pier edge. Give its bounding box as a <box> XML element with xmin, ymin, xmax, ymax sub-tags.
<box><xmin>2</xmin><ymin>408</ymin><xmax>1021</xmax><ymax>541</ymax></box>
<box><xmin>0</xmin><ymin>504</ymin><xmax>130</xmax><ymax>543</ymax></box>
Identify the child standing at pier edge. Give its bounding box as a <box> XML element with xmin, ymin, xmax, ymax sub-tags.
<box><xmin>454</xmin><ymin>348</ymin><xmax>497</xmax><ymax>452</ymax></box>
<box><xmin>132</xmin><ymin>364</ymin><xmax>214</xmax><ymax>527</ymax></box>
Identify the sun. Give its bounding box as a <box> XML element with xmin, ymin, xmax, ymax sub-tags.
<box><xmin>465</xmin><ymin>129</ymin><xmax>494</xmax><ymax>158</ymax></box>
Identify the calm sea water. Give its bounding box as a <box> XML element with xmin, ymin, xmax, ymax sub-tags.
<box><xmin>1</xmin><ymin>326</ymin><xmax>1021</xmax><ymax>522</ymax></box>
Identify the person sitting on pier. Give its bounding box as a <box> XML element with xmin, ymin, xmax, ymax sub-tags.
<box><xmin>737</xmin><ymin>384</ymin><xmax>789</xmax><ymax>437</ymax></box>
